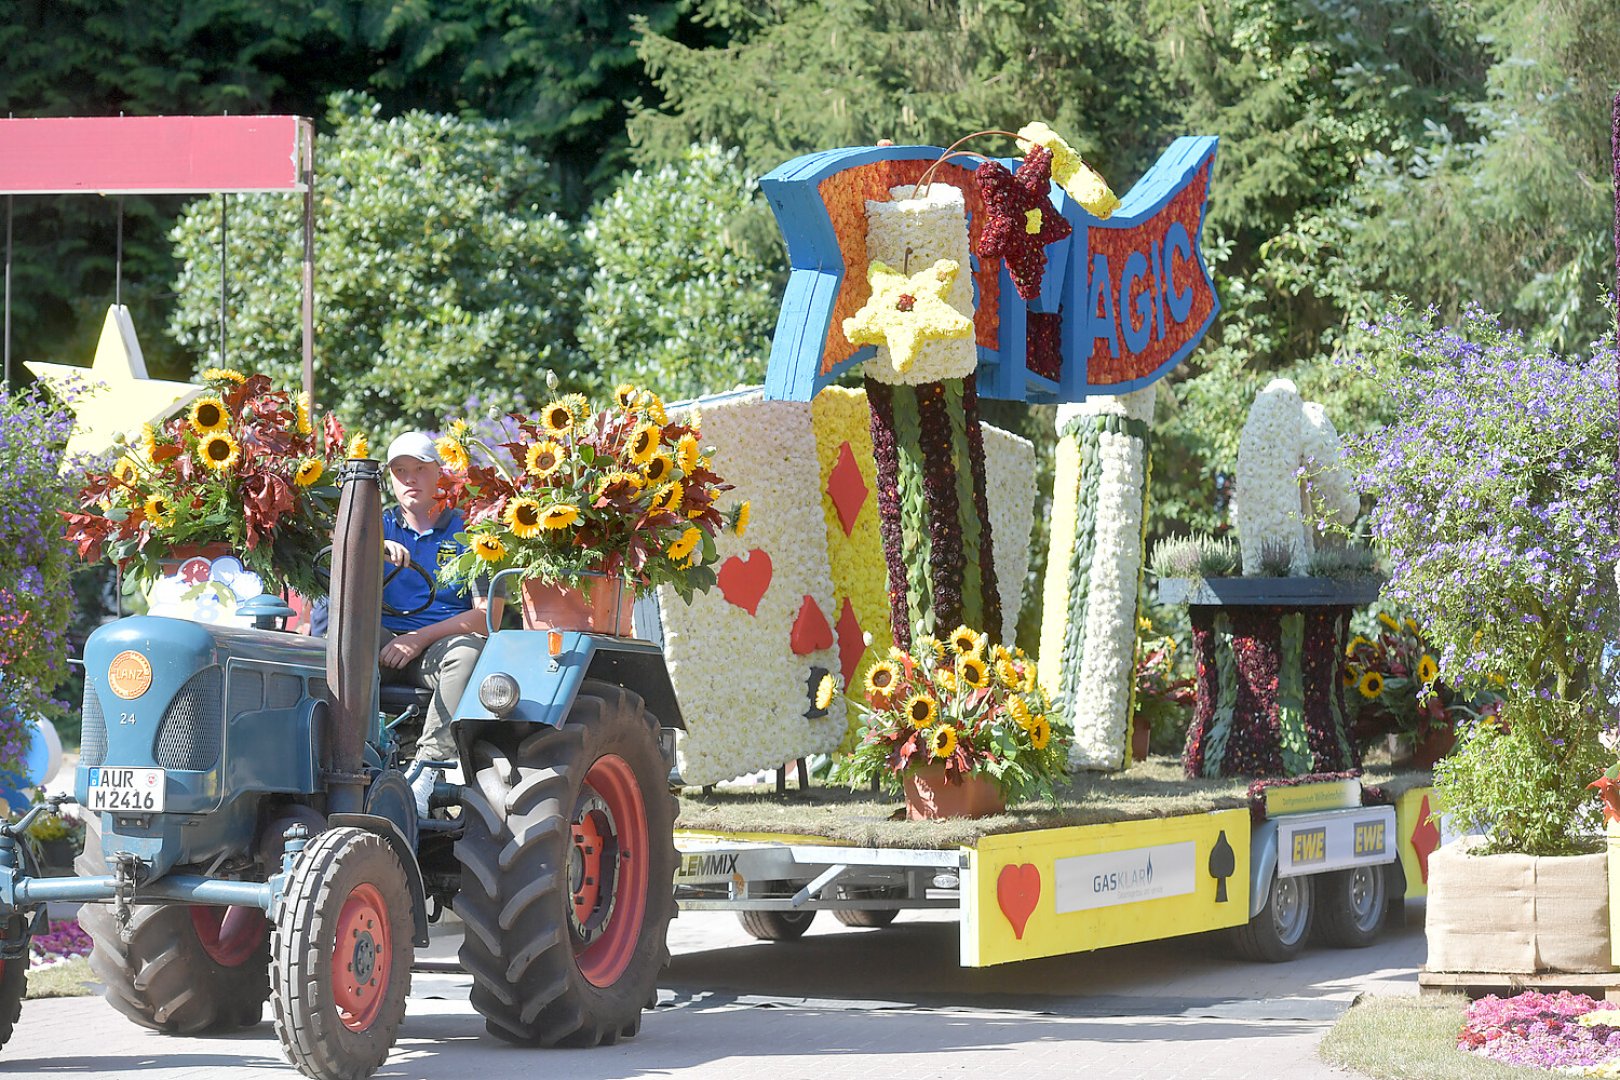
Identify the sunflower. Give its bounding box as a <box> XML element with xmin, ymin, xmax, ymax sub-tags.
<box><xmin>1030</xmin><ymin>718</ymin><xmax>1052</xmax><ymax>750</ymax></box>
<box><xmin>642</xmin><ymin>392</ymin><xmax>668</xmax><ymax>425</ymax></box>
<box><xmin>446</xmin><ymin>418</ymin><xmax>468</xmax><ymax>439</ymax></box>
<box><xmin>934</xmin><ymin>668</ymin><xmax>958</xmax><ymax>694</ymax></box>
<box><xmin>1006</xmin><ymin>695</ymin><xmax>1035</xmax><ymax>730</ymax></box>
<box><xmin>540</xmin><ymin>503</ymin><xmax>581</xmax><ymax>530</ymax></box>
<box><xmin>1403</xmin><ymin>618</ymin><xmax>1420</xmax><ymax>636</ymax></box>
<box><xmin>733</xmin><ymin>500</ymin><xmax>751</xmax><ymax>538</ymax></box>
<box><xmin>1377</xmin><ymin>612</ymin><xmax>1400</xmax><ymax>632</ymax></box>
<box><xmin>140</xmin><ymin>423</ymin><xmax>160</xmax><ymax>460</ymax></box>
<box><xmin>111</xmin><ymin>456</ymin><xmax>139</xmax><ymax>484</ymax></box>
<box><xmin>1345</xmin><ymin>635</ymin><xmax>1373</xmax><ymax>657</ymax></box>
<box><xmin>198</xmin><ymin>432</ymin><xmax>241</xmax><ymax>472</ymax></box>
<box><xmin>1358</xmin><ymin>671</ymin><xmax>1385</xmax><ymax>700</ymax></box>
<box><xmin>906</xmin><ymin>693</ymin><xmax>939</xmax><ymax>729</ymax></box>
<box><xmin>642</xmin><ymin>453</ymin><xmax>674</xmax><ymax>486</ymax></box>
<box><xmin>595</xmin><ymin>471</ymin><xmax>644</xmax><ymax>500</ymax></box>
<box><xmin>675</xmin><ymin>433</ymin><xmax>701</xmax><ymax>474</ymax></box>
<box><xmin>652</xmin><ymin>481</ymin><xmax>685</xmax><ymax>514</ymax></box>
<box><xmin>815</xmin><ymin>674</ymin><xmax>837</xmax><ymax>711</ymax></box>
<box><xmin>142</xmin><ymin>495</ymin><xmax>173</xmax><ymax>529</ymax></box>
<box><xmin>864</xmin><ymin>660</ymin><xmax>900</xmax><ymax>698</ymax></box>
<box><xmin>296</xmin><ymin>392</ymin><xmax>313</xmax><ymax>435</ymax></box>
<box><xmin>1022</xmin><ymin>661</ymin><xmax>1040</xmax><ymax>694</ymax></box>
<box><xmin>347</xmin><ymin>433</ymin><xmax>369</xmax><ymax>459</ymax></box>
<box><xmin>929</xmin><ymin>724</ymin><xmax>958</xmax><ymax>759</ymax></box>
<box><xmin>994</xmin><ymin>656</ymin><xmax>1022</xmax><ymax>691</ymax></box>
<box><xmin>188</xmin><ymin>396</ymin><xmax>229</xmax><ymax>435</ymax></box>
<box><xmin>1417</xmin><ymin>655</ymin><xmax>1439</xmax><ymax>685</ymax></box>
<box><xmin>200</xmin><ymin>366</ymin><xmax>247</xmax><ymax>384</ymax></box>
<box><xmin>1342</xmin><ymin>665</ymin><xmax>1359</xmax><ymax>688</ymax></box>
<box><xmin>614</xmin><ymin>383</ymin><xmax>638</xmax><ymax>409</ymax></box>
<box><xmin>958</xmin><ymin>654</ymin><xmax>990</xmax><ymax>689</ymax></box>
<box><xmin>505</xmin><ymin>497</ymin><xmax>545</xmax><ymax>538</ymax></box>
<box><xmin>916</xmin><ymin>636</ymin><xmax>947</xmax><ymax>665</ymax></box>
<box><xmin>293</xmin><ymin>457</ymin><xmax>324</xmax><ymax>487</ymax></box>
<box><xmin>436</xmin><ymin>436</ymin><xmax>469</xmax><ymax>473</ymax></box>
<box><xmin>472</xmin><ymin>533</ymin><xmax>507</xmax><ymax>562</ymax></box>
<box><xmin>525</xmin><ymin>440</ymin><xmax>565</xmax><ymax>478</ymax></box>
<box><xmin>948</xmin><ymin>625</ymin><xmax>984</xmax><ymax>657</ymax></box>
<box><xmin>667</xmin><ymin>526</ymin><xmax>702</xmax><ymax>563</ymax></box>
<box><xmin>627</xmin><ymin>422</ymin><xmax>660</xmax><ymax>465</ymax></box>
<box><xmin>540</xmin><ymin>400</ymin><xmax>575</xmax><ymax>436</ymax></box>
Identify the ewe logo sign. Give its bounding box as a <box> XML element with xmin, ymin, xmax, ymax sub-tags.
<box><xmin>1054</xmin><ymin>841</ymin><xmax>1196</xmax><ymax>913</ymax></box>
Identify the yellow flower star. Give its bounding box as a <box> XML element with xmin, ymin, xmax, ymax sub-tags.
<box><xmin>1016</xmin><ymin>121</ymin><xmax>1120</xmax><ymax>219</ymax></box>
<box><xmin>841</xmin><ymin>259</ymin><xmax>973</xmax><ymax>375</ymax></box>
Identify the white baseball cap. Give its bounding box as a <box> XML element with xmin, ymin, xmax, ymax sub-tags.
<box><xmin>385</xmin><ymin>431</ymin><xmax>438</xmax><ymax>465</ymax></box>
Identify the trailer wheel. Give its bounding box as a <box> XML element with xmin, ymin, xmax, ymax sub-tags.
<box><xmin>76</xmin><ymin>818</ymin><xmax>270</xmax><ymax>1032</ymax></box>
<box><xmin>738</xmin><ymin>909</ymin><xmax>818</xmax><ymax>940</ymax></box>
<box><xmin>0</xmin><ymin>916</ymin><xmax>28</xmax><ymax>1049</ymax></box>
<box><xmin>455</xmin><ymin>681</ymin><xmax>676</xmax><ymax>1047</ymax></box>
<box><xmin>833</xmin><ymin>909</ymin><xmax>898</xmax><ymax>929</ymax></box>
<box><xmin>1313</xmin><ymin>864</ymin><xmax>1389</xmax><ymax>948</ymax></box>
<box><xmin>271</xmin><ymin>826</ymin><xmax>413</xmax><ymax>1080</ymax></box>
<box><xmin>1231</xmin><ymin>871</ymin><xmax>1314</xmax><ymax>963</ymax></box>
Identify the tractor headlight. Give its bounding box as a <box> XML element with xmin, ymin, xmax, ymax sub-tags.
<box><xmin>478</xmin><ymin>673</ymin><xmax>521</xmax><ymax>717</ymax></box>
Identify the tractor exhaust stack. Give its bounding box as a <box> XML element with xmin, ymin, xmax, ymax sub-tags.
<box><xmin>324</xmin><ymin>458</ymin><xmax>384</xmax><ymax>816</ymax></box>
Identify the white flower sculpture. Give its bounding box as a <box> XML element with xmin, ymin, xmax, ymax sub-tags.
<box><xmin>860</xmin><ymin>184</ymin><xmax>979</xmax><ymax>386</ymax></box>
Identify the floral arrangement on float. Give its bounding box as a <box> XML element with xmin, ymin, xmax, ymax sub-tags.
<box><xmin>829</xmin><ymin>624</ymin><xmax>1069</xmax><ymax>818</ymax></box>
<box><xmin>61</xmin><ymin>368</ymin><xmax>350</xmax><ymax>598</ymax></box>
<box><xmin>1343</xmin><ymin>609</ymin><xmax>1503</xmax><ymax>767</ymax></box>
<box><xmin>1131</xmin><ymin>621</ymin><xmax>1195</xmax><ymax>760</ymax></box>
<box><xmin>437</xmin><ymin>378</ymin><xmax>743</xmax><ymax>631</ymax></box>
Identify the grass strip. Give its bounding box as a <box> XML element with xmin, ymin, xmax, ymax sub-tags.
<box><xmin>1319</xmin><ymin>994</ymin><xmax>1552</xmax><ymax>1080</ymax></box>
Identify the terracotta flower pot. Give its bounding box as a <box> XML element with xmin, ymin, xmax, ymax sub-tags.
<box><xmin>903</xmin><ymin>764</ymin><xmax>1006</xmax><ymax>820</ymax></box>
<box><xmin>1131</xmin><ymin>716</ymin><xmax>1152</xmax><ymax>763</ymax></box>
<box><xmin>519</xmin><ymin>576</ymin><xmax>634</xmax><ymax>635</ymax></box>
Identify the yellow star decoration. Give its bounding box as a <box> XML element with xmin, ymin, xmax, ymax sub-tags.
<box><xmin>841</xmin><ymin>259</ymin><xmax>973</xmax><ymax>375</ymax></box>
<box><xmin>1016</xmin><ymin>121</ymin><xmax>1120</xmax><ymax>219</ymax></box>
<box><xmin>25</xmin><ymin>305</ymin><xmax>204</xmax><ymax>462</ymax></box>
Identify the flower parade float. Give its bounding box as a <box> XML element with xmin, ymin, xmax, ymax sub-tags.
<box><xmin>660</xmin><ymin>128</ymin><xmax>1440</xmax><ymax>970</ymax></box>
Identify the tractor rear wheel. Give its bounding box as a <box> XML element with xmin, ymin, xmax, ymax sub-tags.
<box><xmin>0</xmin><ymin>915</ymin><xmax>29</xmax><ymax>1049</ymax></box>
<box><xmin>455</xmin><ymin>681</ymin><xmax>676</xmax><ymax>1047</ymax></box>
<box><xmin>271</xmin><ymin>826</ymin><xmax>413</xmax><ymax>1080</ymax></box>
<box><xmin>76</xmin><ymin>818</ymin><xmax>270</xmax><ymax>1032</ymax></box>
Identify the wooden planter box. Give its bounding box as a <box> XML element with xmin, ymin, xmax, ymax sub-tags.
<box><xmin>1426</xmin><ymin>836</ymin><xmax>1612</xmax><ymax>975</ymax></box>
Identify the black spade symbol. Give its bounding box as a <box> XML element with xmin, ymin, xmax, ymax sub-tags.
<box><xmin>1208</xmin><ymin>830</ymin><xmax>1236</xmax><ymax>903</ymax></box>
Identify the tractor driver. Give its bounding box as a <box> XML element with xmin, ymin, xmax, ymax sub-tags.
<box><xmin>379</xmin><ymin>431</ymin><xmax>504</xmax><ymax>815</ymax></box>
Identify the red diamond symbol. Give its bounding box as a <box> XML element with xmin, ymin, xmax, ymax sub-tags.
<box><xmin>835</xmin><ymin>598</ymin><xmax>865</xmax><ymax>686</ymax></box>
<box><xmin>827</xmin><ymin>441</ymin><xmax>869</xmax><ymax>538</ymax></box>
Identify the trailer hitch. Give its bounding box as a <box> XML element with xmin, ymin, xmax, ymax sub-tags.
<box><xmin>111</xmin><ymin>851</ymin><xmax>150</xmax><ymax>940</ymax></box>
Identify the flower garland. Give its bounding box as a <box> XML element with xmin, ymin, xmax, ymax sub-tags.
<box><xmin>653</xmin><ymin>392</ymin><xmax>845</xmax><ymax>786</ymax></box>
<box><xmin>1015</xmin><ymin>122</ymin><xmax>1121</xmax><ymax>219</ymax></box>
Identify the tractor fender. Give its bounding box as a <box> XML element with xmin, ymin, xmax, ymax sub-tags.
<box><xmin>454</xmin><ymin>631</ymin><xmax>685</xmax><ymax>732</ymax></box>
<box><xmin>327</xmin><ymin>812</ymin><xmax>430</xmax><ymax>948</ymax></box>
<box><xmin>1248</xmin><ymin>819</ymin><xmax>1280</xmax><ymax>920</ymax></box>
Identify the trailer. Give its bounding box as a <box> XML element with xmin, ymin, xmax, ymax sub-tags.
<box><xmin>672</xmin><ymin>772</ymin><xmax>1441</xmax><ymax>966</ymax></box>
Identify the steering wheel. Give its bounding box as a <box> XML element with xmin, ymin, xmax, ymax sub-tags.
<box><xmin>313</xmin><ymin>545</ymin><xmax>440</xmax><ymax>619</ymax></box>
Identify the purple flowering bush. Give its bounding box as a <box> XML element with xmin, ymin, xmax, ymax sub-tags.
<box><xmin>1458</xmin><ymin>990</ymin><xmax>1620</xmax><ymax>1070</ymax></box>
<box><xmin>1344</xmin><ymin>304</ymin><xmax>1618</xmax><ymax>854</ymax></box>
<box><xmin>0</xmin><ymin>386</ymin><xmax>77</xmax><ymax>778</ymax></box>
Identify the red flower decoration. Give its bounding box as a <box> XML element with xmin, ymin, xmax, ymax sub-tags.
<box><xmin>974</xmin><ymin>146</ymin><xmax>1073</xmax><ymax>301</ymax></box>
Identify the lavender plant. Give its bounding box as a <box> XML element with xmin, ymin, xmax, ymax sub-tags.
<box><xmin>0</xmin><ymin>386</ymin><xmax>77</xmax><ymax>780</ymax></box>
<box><xmin>1343</xmin><ymin>303</ymin><xmax>1619</xmax><ymax>854</ymax></box>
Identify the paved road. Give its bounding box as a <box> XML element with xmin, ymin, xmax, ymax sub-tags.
<box><xmin>3</xmin><ymin>903</ymin><xmax>1424</xmax><ymax>1079</ymax></box>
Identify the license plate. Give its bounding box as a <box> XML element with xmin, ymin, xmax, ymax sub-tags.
<box><xmin>86</xmin><ymin>767</ymin><xmax>166</xmax><ymax>812</ymax></box>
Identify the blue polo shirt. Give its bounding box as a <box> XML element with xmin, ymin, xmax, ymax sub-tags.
<box><xmin>381</xmin><ymin>507</ymin><xmax>475</xmax><ymax>633</ymax></box>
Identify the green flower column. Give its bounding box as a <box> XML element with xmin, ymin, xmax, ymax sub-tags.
<box><xmin>1035</xmin><ymin>387</ymin><xmax>1156</xmax><ymax>770</ymax></box>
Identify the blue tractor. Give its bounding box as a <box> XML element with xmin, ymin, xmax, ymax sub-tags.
<box><xmin>0</xmin><ymin>459</ymin><xmax>683</xmax><ymax>1078</ymax></box>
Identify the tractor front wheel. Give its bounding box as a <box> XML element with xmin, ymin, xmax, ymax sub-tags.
<box><xmin>0</xmin><ymin>915</ymin><xmax>29</xmax><ymax>1049</ymax></box>
<box><xmin>271</xmin><ymin>826</ymin><xmax>413</xmax><ymax>1080</ymax></box>
<box><xmin>455</xmin><ymin>681</ymin><xmax>676</xmax><ymax>1046</ymax></box>
<box><xmin>77</xmin><ymin>818</ymin><xmax>269</xmax><ymax>1032</ymax></box>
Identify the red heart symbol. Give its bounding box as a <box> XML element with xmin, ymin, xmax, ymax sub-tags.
<box><xmin>717</xmin><ymin>549</ymin><xmax>773</xmax><ymax>617</ymax></box>
<box><xmin>996</xmin><ymin>863</ymin><xmax>1041</xmax><ymax>941</ymax></box>
<box><xmin>790</xmin><ymin>596</ymin><xmax>834</xmax><ymax>655</ymax></box>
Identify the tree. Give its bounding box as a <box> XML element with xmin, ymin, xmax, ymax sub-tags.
<box><xmin>166</xmin><ymin>94</ymin><xmax>585</xmax><ymax>438</ymax></box>
<box><xmin>577</xmin><ymin>144</ymin><xmax>783</xmax><ymax>399</ymax></box>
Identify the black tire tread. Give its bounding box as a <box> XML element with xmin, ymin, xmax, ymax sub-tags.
<box><xmin>0</xmin><ymin>916</ymin><xmax>28</xmax><ymax>1049</ymax></box>
<box><xmin>270</xmin><ymin>826</ymin><xmax>413</xmax><ymax>1080</ymax></box>
<box><xmin>454</xmin><ymin>680</ymin><xmax>676</xmax><ymax>1047</ymax></box>
<box><xmin>1313</xmin><ymin>865</ymin><xmax>1388</xmax><ymax>949</ymax></box>
<box><xmin>737</xmin><ymin>909</ymin><xmax>817</xmax><ymax>940</ymax></box>
<box><xmin>1231</xmin><ymin>872</ymin><xmax>1314</xmax><ymax>964</ymax></box>
<box><xmin>76</xmin><ymin>821</ymin><xmax>269</xmax><ymax>1033</ymax></box>
<box><xmin>833</xmin><ymin>908</ymin><xmax>898</xmax><ymax>929</ymax></box>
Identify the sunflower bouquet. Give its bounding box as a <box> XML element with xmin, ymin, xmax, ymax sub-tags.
<box><xmin>829</xmin><ymin>624</ymin><xmax>1071</xmax><ymax>803</ymax></box>
<box><xmin>1344</xmin><ymin>608</ymin><xmax>1502</xmax><ymax>758</ymax></box>
<box><xmin>436</xmin><ymin>383</ymin><xmax>741</xmax><ymax>602</ymax></box>
<box><xmin>62</xmin><ymin>368</ymin><xmax>350</xmax><ymax>596</ymax></box>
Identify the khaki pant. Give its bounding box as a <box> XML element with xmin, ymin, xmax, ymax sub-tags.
<box><xmin>380</xmin><ymin>630</ymin><xmax>484</xmax><ymax>761</ymax></box>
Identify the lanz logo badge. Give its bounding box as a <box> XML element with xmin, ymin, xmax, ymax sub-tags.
<box><xmin>107</xmin><ymin>650</ymin><xmax>152</xmax><ymax>700</ymax></box>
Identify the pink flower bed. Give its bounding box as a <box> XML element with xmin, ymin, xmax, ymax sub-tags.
<box><xmin>29</xmin><ymin>920</ymin><xmax>90</xmax><ymax>965</ymax></box>
<box><xmin>1459</xmin><ymin>991</ymin><xmax>1620</xmax><ymax>1070</ymax></box>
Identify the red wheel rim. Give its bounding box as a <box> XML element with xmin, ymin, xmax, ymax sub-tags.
<box><xmin>569</xmin><ymin>754</ymin><xmax>649</xmax><ymax>988</ymax></box>
<box><xmin>190</xmin><ymin>906</ymin><xmax>268</xmax><ymax>967</ymax></box>
<box><xmin>330</xmin><ymin>883</ymin><xmax>392</xmax><ymax>1032</ymax></box>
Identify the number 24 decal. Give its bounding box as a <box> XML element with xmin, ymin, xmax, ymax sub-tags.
<box><xmin>118</xmin><ymin>712</ymin><xmax>137</xmax><ymax>726</ymax></box>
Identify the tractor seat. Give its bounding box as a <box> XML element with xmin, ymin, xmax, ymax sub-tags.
<box><xmin>378</xmin><ymin>683</ymin><xmax>434</xmax><ymax>716</ymax></box>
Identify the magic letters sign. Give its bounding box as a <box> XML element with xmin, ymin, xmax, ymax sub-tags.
<box><xmin>758</xmin><ymin>136</ymin><xmax>1219</xmax><ymax>404</ymax></box>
